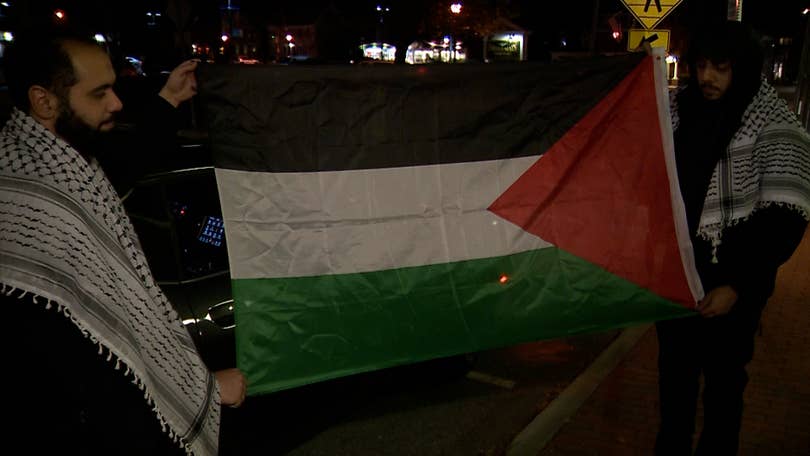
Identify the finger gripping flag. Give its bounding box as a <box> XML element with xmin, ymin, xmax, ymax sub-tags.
<box><xmin>199</xmin><ymin>52</ymin><xmax>702</xmax><ymax>395</ymax></box>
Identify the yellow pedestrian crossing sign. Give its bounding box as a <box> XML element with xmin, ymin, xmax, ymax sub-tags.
<box><xmin>621</xmin><ymin>0</ymin><xmax>684</xmax><ymax>30</ymax></box>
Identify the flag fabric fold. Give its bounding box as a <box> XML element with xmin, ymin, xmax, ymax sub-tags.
<box><xmin>200</xmin><ymin>50</ymin><xmax>701</xmax><ymax>395</ymax></box>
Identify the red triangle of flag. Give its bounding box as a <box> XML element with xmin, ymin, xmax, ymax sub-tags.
<box><xmin>489</xmin><ymin>56</ymin><xmax>693</xmax><ymax>306</ymax></box>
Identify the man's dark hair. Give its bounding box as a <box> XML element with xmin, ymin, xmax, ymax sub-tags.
<box><xmin>684</xmin><ymin>20</ymin><xmax>765</xmax><ymax>105</ymax></box>
<box><xmin>676</xmin><ymin>21</ymin><xmax>765</xmax><ymax>153</ymax></box>
<box><xmin>3</xmin><ymin>29</ymin><xmax>100</xmax><ymax>112</ymax></box>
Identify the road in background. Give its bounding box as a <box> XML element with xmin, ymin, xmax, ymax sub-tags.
<box><xmin>220</xmin><ymin>329</ymin><xmax>618</xmax><ymax>455</ymax></box>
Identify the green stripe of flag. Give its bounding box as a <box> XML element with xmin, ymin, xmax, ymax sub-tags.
<box><xmin>235</xmin><ymin>247</ymin><xmax>692</xmax><ymax>395</ymax></box>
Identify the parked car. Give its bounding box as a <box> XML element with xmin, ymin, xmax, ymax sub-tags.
<box><xmin>123</xmin><ymin>164</ymin><xmax>236</xmax><ymax>371</ymax></box>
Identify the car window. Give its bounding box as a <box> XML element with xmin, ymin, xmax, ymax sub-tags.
<box><xmin>162</xmin><ymin>169</ymin><xmax>229</xmax><ymax>281</ymax></box>
<box><xmin>125</xmin><ymin>168</ymin><xmax>229</xmax><ymax>283</ymax></box>
<box><xmin>124</xmin><ymin>180</ymin><xmax>178</xmax><ymax>281</ymax></box>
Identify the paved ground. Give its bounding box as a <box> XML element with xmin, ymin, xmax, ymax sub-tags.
<box><xmin>220</xmin><ymin>330</ymin><xmax>618</xmax><ymax>455</ymax></box>
<box><xmin>534</xmin><ymin>227</ymin><xmax>810</xmax><ymax>455</ymax></box>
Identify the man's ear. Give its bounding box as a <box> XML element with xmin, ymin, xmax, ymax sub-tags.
<box><xmin>28</xmin><ymin>85</ymin><xmax>60</xmax><ymax>123</ymax></box>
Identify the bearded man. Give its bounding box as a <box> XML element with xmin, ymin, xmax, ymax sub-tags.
<box><xmin>1</xmin><ymin>30</ymin><xmax>244</xmax><ymax>455</ymax></box>
<box><xmin>655</xmin><ymin>21</ymin><xmax>810</xmax><ymax>455</ymax></box>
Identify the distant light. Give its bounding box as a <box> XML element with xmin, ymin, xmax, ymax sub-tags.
<box><xmin>443</xmin><ymin>36</ymin><xmax>450</xmax><ymax>44</ymax></box>
<box><xmin>54</xmin><ymin>9</ymin><xmax>65</xmax><ymax>20</ymax></box>
<box><xmin>804</xmin><ymin>8</ymin><xmax>810</xmax><ymax>15</ymax></box>
<box><xmin>561</xmin><ymin>39</ymin><xmax>567</xmax><ymax>47</ymax></box>
<box><xmin>221</xmin><ymin>34</ymin><xmax>229</xmax><ymax>42</ymax></box>
<box><xmin>612</xmin><ymin>31</ymin><xmax>620</xmax><ymax>40</ymax></box>
<box><xmin>666</xmin><ymin>54</ymin><xmax>678</xmax><ymax>64</ymax></box>
<box><xmin>93</xmin><ymin>34</ymin><xmax>105</xmax><ymax>43</ymax></box>
<box><xmin>288</xmin><ymin>43</ymin><xmax>295</xmax><ymax>49</ymax></box>
<box><xmin>450</xmin><ymin>3</ymin><xmax>462</xmax><ymax>14</ymax></box>
<box><xmin>499</xmin><ymin>274</ymin><xmax>509</xmax><ymax>284</ymax></box>
<box><xmin>285</xmin><ymin>34</ymin><xmax>293</xmax><ymax>42</ymax></box>
<box><xmin>376</xmin><ymin>5</ymin><xmax>382</xmax><ymax>11</ymax></box>
<box><xmin>1</xmin><ymin>2</ymin><xmax>9</xmax><ymax>7</ymax></box>
<box><xmin>2</xmin><ymin>31</ymin><xmax>13</xmax><ymax>41</ymax></box>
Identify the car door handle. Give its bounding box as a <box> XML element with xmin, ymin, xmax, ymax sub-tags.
<box><xmin>206</xmin><ymin>299</ymin><xmax>235</xmax><ymax>329</ymax></box>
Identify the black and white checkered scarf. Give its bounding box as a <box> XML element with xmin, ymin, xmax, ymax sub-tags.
<box><xmin>0</xmin><ymin>109</ymin><xmax>220</xmax><ymax>455</ymax></box>
<box><xmin>671</xmin><ymin>80</ymin><xmax>810</xmax><ymax>250</ymax></box>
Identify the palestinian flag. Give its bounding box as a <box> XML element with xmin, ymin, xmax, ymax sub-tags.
<box><xmin>200</xmin><ymin>51</ymin><xmax>702</xmax><ymax>395</ymax></box>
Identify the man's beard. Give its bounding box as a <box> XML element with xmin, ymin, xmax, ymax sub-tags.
<box><xmin>54</xmin><ymin>104</ymin><xmax>110</xmax><ymax>160</ymax></box>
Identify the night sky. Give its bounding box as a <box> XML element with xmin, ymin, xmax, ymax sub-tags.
<box><xmin>5</xmin><ymin>1</ymin><xmax>808</xmax><ymax>37</ymax></box>
<box><xmin>3</xmin><ymin>0</ymin><xmax>809</xmax><ymax>62</ymax></box>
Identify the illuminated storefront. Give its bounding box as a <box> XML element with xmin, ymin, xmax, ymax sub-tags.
<box><xmin>484</xmin><ymin>32</ymin><xmax>526</xmax><ymax>62</ymax></box>
<box><xmin>405</xmin><ymin>40</ymin><xmax>467</xmax><ymax>64</ymax></box>
<box><xmin>360</xmin><ymin>42</ymin><xmax>396</xmax><ymax>62</ymax></box>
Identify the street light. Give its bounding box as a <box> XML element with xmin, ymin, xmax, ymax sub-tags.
<box><xmin>54</xmin><ymin>9</ymin><xmax>66</xmax><ymax>21</ymax></box>
<box><xmin>284</xmin><ymin>34</ymin><xmax>295</xmax><ymax>58</ymax></box>
<box><xmin>448</xmin><ymin>3</ymin><xmax>463</xmax><ymax>63</ymax></box>
<box><xmin>666</xmin><ymin>54</ymin><xmax>679</xmax><ymax>81</ymax></box>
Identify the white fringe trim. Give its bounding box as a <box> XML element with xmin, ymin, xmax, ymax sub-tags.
<box><xmin>697</xmin><ymin>201</ymin><xmax>810</xmax><ymax>263</ymax></box>
<box><xmin>1</xmin><ymin>283</ymin><xmax>198</xmax><ymax>456</ymax></box>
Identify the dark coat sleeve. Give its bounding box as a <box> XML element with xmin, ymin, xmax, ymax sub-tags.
<box><xmin>4</xmin><ymin>293</ymin><xmax>186</xmax><ymax>456</ymax></box>
<box><xmin>714</xmin><ymin>206</ymin><xmax>808</xmax><ymax>302</ymax></box>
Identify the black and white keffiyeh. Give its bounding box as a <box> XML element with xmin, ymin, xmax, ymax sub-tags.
<box><xmin>0</xmin><ymin>109</ymin><xmax>220</xmax><ymax>455</ymax></box>
<box><xmin>671</xmin><ymin>80</ymin><xmax>810</xmax><ymax>248</ymax></box>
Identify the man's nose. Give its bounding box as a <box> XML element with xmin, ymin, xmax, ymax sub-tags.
<box><xmin>705</xmin><ymin>66</ymin><xmax>722</xmax><ymax>82</ymax></box>
<box><xmin>109</xmin><ymin>91</ymin><xmax>123</xmax><ymax>113</ymax></box>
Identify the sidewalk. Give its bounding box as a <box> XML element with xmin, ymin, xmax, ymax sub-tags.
<box><xmin>522</xmin><ymin>227</ymin><xmax>810</xmax><ymax>455</ymax></box>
